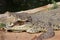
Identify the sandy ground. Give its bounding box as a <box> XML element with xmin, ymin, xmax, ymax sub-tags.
<box><xmin>0</xmin><ymin>31</ymin><xmax>60</xmax><ymax>40</ymax></box>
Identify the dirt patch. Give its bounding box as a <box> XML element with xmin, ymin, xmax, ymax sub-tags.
<box><xmin>0</xmin><ymin>31</ymin><xmax>60</xmax><ymax>40</ymax></box>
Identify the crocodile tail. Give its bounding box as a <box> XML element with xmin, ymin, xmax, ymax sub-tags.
<box><xmin>32</xmin><ymin>27</ymin><xmax>55</xmax><ymax>40</ymax></box>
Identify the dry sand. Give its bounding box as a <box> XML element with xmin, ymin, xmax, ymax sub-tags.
<box><xmin>0</xmin><ymin>31</ymin><xmax>60</xmax><ymax>40</ymax></box>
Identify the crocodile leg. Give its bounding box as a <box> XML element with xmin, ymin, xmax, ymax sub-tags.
<box><xmin>32</xmin><ymin>27</ymin><xmax>55</xmax><ymax>40</ymax></box>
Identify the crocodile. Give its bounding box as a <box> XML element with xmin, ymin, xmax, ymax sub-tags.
<box><xmin>0</xmin><ymin>7</ymin><xmax>60</xmax><ymax>40</ymax></box>
<box><xmin>4</xmin><ymin>7</ymin><xmax>60</xmax><ymax>40</ymax></box>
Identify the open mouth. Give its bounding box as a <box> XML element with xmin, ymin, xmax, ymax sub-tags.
<box><xmin>6</xmin><ymin>20</ymin><xmax>32</xmax><ymax>32</ymax></box>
